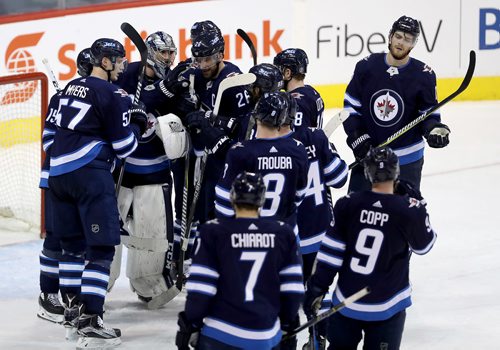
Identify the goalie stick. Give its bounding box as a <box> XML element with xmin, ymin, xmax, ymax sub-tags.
<box><xmin>281</xmin><ymin>286</ymin><xmax>371</xmax><ymax>341</ymax></box>
<box><xmin>115</xmin><ymin>22</ymin><xmax>149</xmax><ymax>195</ymax></box>
<box><xmin>147</xmin><ymin>73</ymin><xmax>257</xmax><ymax>309</ymax></box>
<box><xmin>349</xmin><ymin>49</ymin><xmax>476</xmax><ymax>170</ymax></box>
<box><xmin>42</xmin><ymin>58</ymin><xmax>61</xmax><ymax>92</ymax></box>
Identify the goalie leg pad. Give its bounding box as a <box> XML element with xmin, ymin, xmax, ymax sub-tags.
<box><xmin>126</xmin><ymin>184</ymin><xmax>173</xmax><ymax>298</ymax></box>
<box><xmin>107</xmin><ymin>186</ymin><xmax>133</xmax><ymax>292</ymax></box>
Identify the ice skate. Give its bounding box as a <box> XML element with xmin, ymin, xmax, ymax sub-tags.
<box><xmin>37</xmin><ymin>292</ymin><xmax>64</xmax><ymax>324</ymax></box>
<box><xmin>76</xmin><ymin>313</ymin><xmax>121</xmax><ymax>349</ymax></box>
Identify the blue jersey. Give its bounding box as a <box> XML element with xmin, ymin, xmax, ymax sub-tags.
<box><xmin>293</xmin><ymin>127</ymin><xmax>348</xmax><ymax>254</ymax></box>
<box><xmin>115</xmin><ymin>61</ymin><xmax>171</xmax><ymax>185</ymax></box>
<box><xmin>193</xmin><ymin>61</ymin><xmax>251</xmax><ymax>118</ymax></box>
<box><xmin>311</xmin><ymin>191</ymin><xmax>436</xmax><ymax>321</ymax></box>
<box><xmin>39</xmin><ymin>91</ymin><xmax>62</xmax><ymax>188</ymax></box>
<box><xmin>49</xmin><ymin>76</ymin><xmax>138</xmax><ymax>176</ymax></box>
<box><xmin>185</xmin><ymin>217</ymin><xmax>304</xmax><ymax>349</ymax></box>
<box><xmin>290</xmin><ymin>85</ymin><xmax>324</xmax><ymax>131</ymax></box>
<box><xmin>343</xmin><ymin>53</ymin><xmax>439</xmax><ymax>165</ymax></box>
<box><xmin>215</xmin><ymin>135</ymin><xmax>308</xmax><ymax>226</ymax></box>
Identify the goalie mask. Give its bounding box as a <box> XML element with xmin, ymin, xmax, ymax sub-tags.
<box><xmin>155</xmin><ymin>113</ymin><xmax>189</xmax><ymax>160</ymax></box>
<box><xmin>146</xmin><ymin>31</ymin><xmax>177</xmax><ymax>80</ymax></box>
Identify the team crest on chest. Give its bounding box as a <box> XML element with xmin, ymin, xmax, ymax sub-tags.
<box><xmin>369</xmin><ymin>89</ymin><xmax>405</xmax><ymax>127</ymax></box>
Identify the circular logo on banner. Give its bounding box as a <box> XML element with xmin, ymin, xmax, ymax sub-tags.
<box><xmin>370</xmin><ymin>89</ymin><xmax>404</xmax><ymax>127</ymax></box>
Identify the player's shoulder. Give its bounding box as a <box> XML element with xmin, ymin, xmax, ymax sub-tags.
<box><xmin>228</xmin><ymin>141</ymin><xmax>249</xmax><ymax>153</ymax></box>
<box><xmin>201</xmin><ymin>218</ymin><xmax>222</xmax><ymax>231</ymax></box>
<box><xmin>221</xmin><ymin>62</ymin><xmax>243</xmax><ymax>77</ymax></box>
<box><xmin>356</xmin><ymin>52</ymin><xmax>383</xmax><ymax>69</ymax></box>
<box><xmin>409</xmin><ymin>57</ymin><xmax>436</xmax><ymax>79</ymax></box>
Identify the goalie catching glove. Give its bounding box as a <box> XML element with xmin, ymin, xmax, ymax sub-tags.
<box><xmin>155</xmin><ymin>113</ymin><xmax>190</xmax><ymax>159</ymax></box>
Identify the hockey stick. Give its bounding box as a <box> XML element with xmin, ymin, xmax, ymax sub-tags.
<box><xmin>349</xmin><ymin>50</ymin><xmax>476</xmax><ymax>170</ymax></box>
<box><xmin>237</xmin><ymin>29</ymin><xmax>259</xmax><ymax>140</ymax></box>
<box><xmin>42</xmin><ymin>58</ymin><xmax>61</xmax><ymax>92</ymax></box>
<box><xmin>323</xmin><ymin>110</ymin><xmax>349</xmax><ymax>138</ymax></box>
<box><xmin>147</xmin><ymin>73</ymin><xmax>256</xmax><ymax>309</ymax></box>
<box><xmin>237</xmin><ymin>29</ymin><xmax>257</xmax><ymax>66</ymax></box>
<box><xmin>282</xmin><ymin>286</ymin><xmax>371</xmax><ymax>340</ymax></box>
<box><xmin>115</xmin><ymin>22</ymin><xmax>148</xmax><ymax>195</ymax></box>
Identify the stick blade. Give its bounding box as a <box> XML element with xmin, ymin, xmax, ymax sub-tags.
<box><xmin>120</xmin><ymin>22</ymin><xmax>148</xmax><ymax>63</ymax></box>
<box><xmin>147</xmin><ymin>286</ymin><xmax>181</xmax><ymax>309</ymax></box>
<box><xmin>323</xmin><ymin>110</ymin><xmax>349</xmax><ymax>137</ymax></box>
<box><xmin>237</xmin><ymin>29</ymin><xmax>257</xmax><ymax>65</ymax></box>
<box><xmin>213</xmin><ymin>73</ymin><xmax>256</xmax><ymax>115</ymax></box>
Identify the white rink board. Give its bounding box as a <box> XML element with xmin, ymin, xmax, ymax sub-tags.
<box><xmin>0</xmin><ymin>0</ymin><xmax>498</xmax><ymax>95</ymax></box>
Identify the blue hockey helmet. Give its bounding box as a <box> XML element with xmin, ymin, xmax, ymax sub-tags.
<box><xmin>363</xmin><ymin>147</ymin><xmax>400</xmax><ymax>184</ymax></box>
<box><xmin>253</xmin><ymin>91</ymin><xmax>290</xmax><ymax>128</ymax></box>
<box><xmin>146</xmin><ymin>31</ymin><xmax>177</xmax><ymax>79</ymax></box>
<box><xmin>273</xmin><ymin>48</ymin><xmax>308</xmax><ymax>76</ymax></box>
<box><xmin>90</xmin><ymin>38</ymin><xmax>126</xmax><ymax>66</ymax></box>
<box><xmin>390</xmin><ymin>16</ymin><xmax>420</xmax><ymax>39</ymax></box>
<box><xmin>249</xmin><ymin>63</ymin><xmax>284</xmax><ymax>93</ymax></box>
<box><xmin>190</xmin><ymin>20</ymin><xmax>221</xmax><ymax>41</ymax></box>
<box><xmin>191</xmin><ymin>30</ymin><xmax>225</xmax><ymax>57</ymax></box>
<box><xmin>76</xmin><ymin>48</ymin><xmax>92</xmax><ymax>77</ymax></box>
<box><xmin>230</xmin><ymin>171</ymin><xmax>266</xmax><ymax>208</ymax></box>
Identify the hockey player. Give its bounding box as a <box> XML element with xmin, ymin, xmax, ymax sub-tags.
<box><xmin>278</xmin><ymin>93</ymin><xmax>348</xmax><ymax>349</ymax></box>
<box><xmin>215</xmin><ymin>92</ymin><xmax>308</xmax><ymax>230</ymax></box>
<box><xmin>343</xmin><ymin>15</ymin><xmax>451</xmax><ymax>192</ymax></box>
<box><xmin>171</xmin><ymin>26</ymin><xmax>252</xmax><ymax>270</ymax></box>
<box><xmin>241</xmin><ymin>62</ymin><xmax>284</xmax><ymax>140</ymax></box>
<box><xmin>304</xmin><ymin>146</ymin><xmax>437</xmax><ymax>350</ymax></box>
<box><xmin>37</xmin><ymin>48</ymin><xmax>92</xmax><ymax>324</ymax></box>
<box><xmin>47</xmin><ymin>38</ymin><xmax>147</xmax><ymax>348</ymax></box>
<box><xmin>274</xmin><ymin>48</ymin><xmax>325</xmax><ymax>131</ymax></box>
<box><xmin>176</xmin><ymin>171</ymin><xmax>304</xmax><ymax>350</ymax></box>
<box><xmin>110</xmin><ymin>30</ymin><xmax>194</xmax><ymax>303</ymax></box>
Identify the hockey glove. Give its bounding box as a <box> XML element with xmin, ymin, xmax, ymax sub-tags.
<box><xmin>303</xmin><ymin>280</ymin><xmax>326</xmax><ymax>320</ymax></box>
<box><xmin>213</xmin><ymin>115</ymin><xmax>240</xmax><ymax>140</ymax></box>
<box><xmin>425</xmin><ymin>122</ymin><xmax>450</xmax><ymax>148</ymax></box>
<box><xmin>175</xmin><ymin>311</ymin><xmax>200</xmax><ymax>350</ymax></box>
<box><xmin>129</xmin><ymin>101</ymin><xmax>148</xmax><ymax>136</ymax></box>
<box><xmin>167</xmin><ymin>58</ymin><xmax>193</xmax><ymax>81</ymax></box>
<box><xmin>347</xmin><ymin>131</ymin><xmax>373</xmax><ymax>160</ymax></box>
<box><xmin>280</xmin><ymin>315</ymin><xmax>300</xmax><ymax>350</ymax></box>
<box><xmin>172</xmin><ymin>93</ymin><xmax>199</xmax><ymax>118</ymax></box>
<box><xmin>186</xmin><ymin>111</ymin><xmax>211</xmax><ymax>133</ymax></box>
<box><xmin>394</xmin><ymin>179</ymin><xmax>427</xmax><ymax>205</ymax></box>
<box><xmin>159</xmin><ymin>78</ymin><xmax>190</xmax><ymax>99</ymax></box>
<box><xmin>204</xmin><ymin>126</ymin><xmax>230</xmax><ymax>155</ymax></box>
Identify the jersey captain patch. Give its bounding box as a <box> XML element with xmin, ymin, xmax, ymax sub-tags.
<box><xmin>369</xmin><ymin>89</ymin><xmax>405</xmax><ymax>127</ymax></box>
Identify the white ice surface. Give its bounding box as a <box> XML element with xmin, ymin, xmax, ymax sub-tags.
<box><xmin>0</xmin><ymin>101</ymin><xmax>499</xmax><ymax>349</ymax></box>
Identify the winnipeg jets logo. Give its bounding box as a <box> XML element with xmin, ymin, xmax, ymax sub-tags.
<box><xmin>140</xmin><ymin>113</ymin><xmax>157</xmax><ymax>140</ymax></box>
<box><xmin>291</xmin><ymin>92</ymin><xmax>304</xmax><ymax>99</ymax></box>
<box><xmin>423</xmin><ymin>64</ymin><xmax>433</xmax><ymax>74</ymax></box>
<box><xmin>386</xmin><ymin>66</ymin><xmax>399</xmax><ymax>77</ymax></box>
<box><xmin>370</xmin><ymin>89</ymin><xmax>405</xmax><ymax>127</ymax></box>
